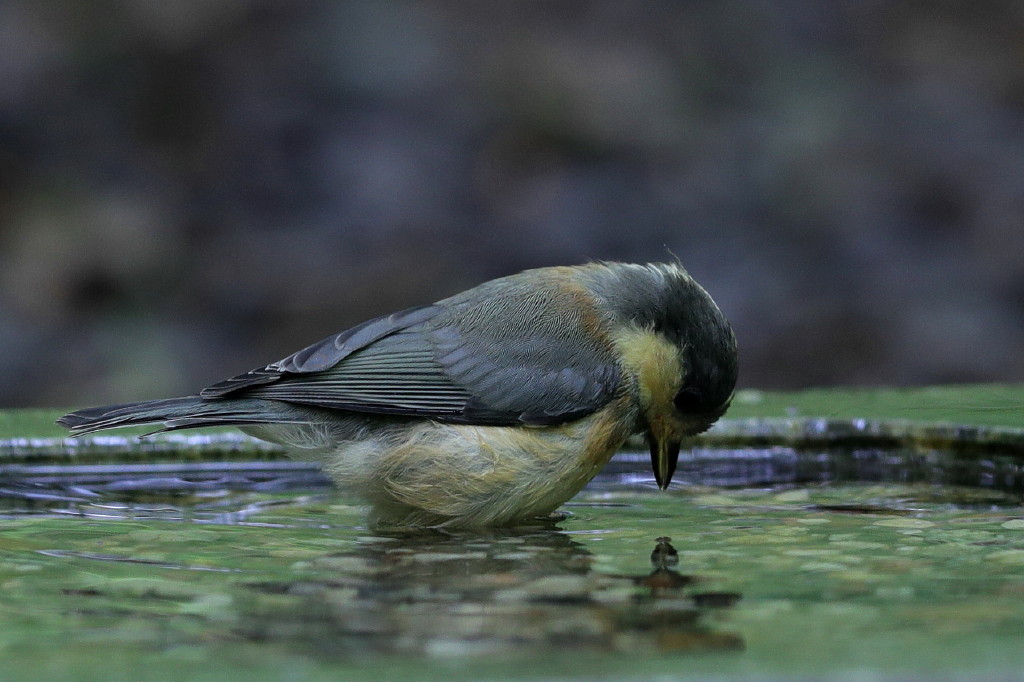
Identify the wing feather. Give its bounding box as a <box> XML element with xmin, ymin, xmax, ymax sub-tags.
<box><xmin>201</xmin><ymin>269</ymin><xmax>623</xmax><ymax>425</ymax></box>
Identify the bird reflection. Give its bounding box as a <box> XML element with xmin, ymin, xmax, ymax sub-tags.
<box><xmin>238</xmin><ymin>532</ymin><xmax>744</xmax><ymax>658</ymax></box>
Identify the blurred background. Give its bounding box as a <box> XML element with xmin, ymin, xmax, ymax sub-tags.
<box><xmin>2</xmin><ymin>1</ymin><xmax>1023</xmax><ymax>408</ymax></box>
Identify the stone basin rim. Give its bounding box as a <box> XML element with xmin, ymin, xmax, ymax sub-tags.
<box><xmin>1</xmin><ymin>417</ymin><xmax>1022</xmax><ymax>465</ymax></box>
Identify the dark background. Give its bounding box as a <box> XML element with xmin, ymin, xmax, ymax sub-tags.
<box><xmin>3</xmin><ymin>1</ymin><xmax>1023</xmax><ymax>408</ymax></box>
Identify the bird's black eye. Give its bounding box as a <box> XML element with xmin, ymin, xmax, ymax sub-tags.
<box><xmin>673</xmin><ymin>387</ymin><xmax>703</xmax><ymax>413</ymax></box>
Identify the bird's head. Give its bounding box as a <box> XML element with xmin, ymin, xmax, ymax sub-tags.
<box><xmin>590</xmin><ymin>263</ymin><xmax>738</xmax><ymax>489</ymax></box>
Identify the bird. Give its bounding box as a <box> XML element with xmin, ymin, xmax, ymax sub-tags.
<box><xmin>58</xmin><ymin>262</ymin><xmax>738</xmax><ymax>527</ymax></box>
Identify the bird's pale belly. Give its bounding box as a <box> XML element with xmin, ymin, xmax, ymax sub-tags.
<box><xmin>245</xmin><ymin>397</ymin><xmax>636</xmax><ymax>527</ymax></box>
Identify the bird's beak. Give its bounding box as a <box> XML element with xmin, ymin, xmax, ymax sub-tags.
<box><xmin>649</xmin><ymin>431</ymin><xmax>681</xmax><ymax>490</ymax></box>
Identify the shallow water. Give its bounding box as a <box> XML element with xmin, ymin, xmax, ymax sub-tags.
<box><xmin>2</xmin><ymin>445</ymin><xmax>1024</xmax><ymax>680</ymax></box>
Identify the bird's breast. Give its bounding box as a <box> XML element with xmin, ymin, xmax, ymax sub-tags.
<box><xmin>359</xmin><ymin>394</ymin><xmax>637</xmax><ymax>526</ymax></box>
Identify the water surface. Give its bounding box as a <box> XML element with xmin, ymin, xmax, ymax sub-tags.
<box><xmin>2</xmin><ymin>442</ymin><xmax>1024</xmax><ymax>680</ymax></box>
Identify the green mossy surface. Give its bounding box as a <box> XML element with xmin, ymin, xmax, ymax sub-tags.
<box><xmin>726</xmin><ymin>383</ymin><xmax>1024</xmax><ymax>428</ymax></box>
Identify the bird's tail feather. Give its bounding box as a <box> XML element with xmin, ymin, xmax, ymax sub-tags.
<box><xmin>57</xmin><ymin>396</ymin><xmax>310</xmax><ymax>437</ymax></box>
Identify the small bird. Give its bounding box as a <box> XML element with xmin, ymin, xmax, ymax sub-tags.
<box><xmin>59</xmin><ymin>262</ymin><xmax>738</xmax><ymax>527</ymax></box>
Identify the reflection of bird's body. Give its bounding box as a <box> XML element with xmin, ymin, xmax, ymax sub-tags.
<box><xmin>59</xmin><ymin>262</ymin><xmax>738</xmax><ymax>527</ymax></box>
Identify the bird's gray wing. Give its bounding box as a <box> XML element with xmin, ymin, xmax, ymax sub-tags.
<box><xmin>422</xmin><ymin>275</ymin><xmax>622</xmax><ymax>424</ymax></box>
<box><xmin>201</xmin><ymin>277</ymin><xmax>622</xmax><ymax>426</ymax></box>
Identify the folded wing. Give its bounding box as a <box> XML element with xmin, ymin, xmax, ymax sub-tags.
<box><xmin>201</xmin><ymin>274</ymin><xmax>622</xmax><ymax>426</ymax></box>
